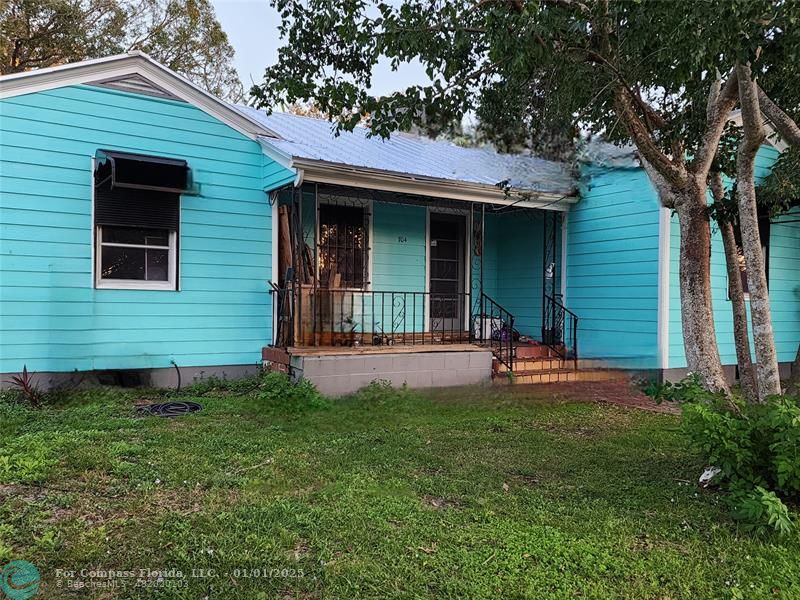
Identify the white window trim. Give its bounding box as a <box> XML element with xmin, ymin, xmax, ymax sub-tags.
<box><xmin>95</xmin><ymin>226</ymin><xmax>178</xmax><ymax>291</ymax></box>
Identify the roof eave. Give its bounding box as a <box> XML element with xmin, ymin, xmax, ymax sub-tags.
<box><xmin>0</xmin><ymin>52</ymin><xmax>281</xmax><ymax>141</ymax></box>
<box><xmin>292</xmin><ymin>158</ymin><xmax>577</xmax><ymax>210</ymax></box>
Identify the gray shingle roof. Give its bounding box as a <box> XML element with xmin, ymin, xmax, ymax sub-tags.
<box><xmin>234</xmin><ymin>107</ymin><xmax>576</xmax><ymax>196</ymax></box>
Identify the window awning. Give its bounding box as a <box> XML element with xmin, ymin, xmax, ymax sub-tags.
<box><xmin>95</xmin><ymin>149</ymin><xmax>190</xmax><ymax>194</ymax></box>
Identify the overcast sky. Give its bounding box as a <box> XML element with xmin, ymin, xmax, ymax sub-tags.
<box><xmin>210</xmin><ymin>0</ymin><xmax>429</xmax><ymax>98</ymax></box>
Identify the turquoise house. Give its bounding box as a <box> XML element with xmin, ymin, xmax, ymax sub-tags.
<box><xmin>1</xmin><ymin>53</ymin><xmax>798</xmax><ymax>394</ymax></box>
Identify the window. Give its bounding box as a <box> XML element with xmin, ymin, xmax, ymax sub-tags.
<box><xmin>97</xmin><ymin>226</ymin><xmax>176</xmax><ymax>289</ymax></box>
<box><xmin>318</xmin><ymin>204</ymin><xmax>368</xmax><ymax>288</ymax></box>
<box><xmin>94</xmin><ymin>150</ymin><xmax>188</xmax><ymax>290</ymax></box>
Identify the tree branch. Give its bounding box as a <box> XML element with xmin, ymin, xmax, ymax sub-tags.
<box><xmin>580</xmin><ymin>48</ymin><xmax>666</xmax><ymax>131</ymax></box>
<box><xmin>690</xmin><ymin>70</ymin><xmax>739</xmax><ymax>178</ymax></box>
<box><xmin>615</xmin><ymin>88</ymin><xmax>687</xmax><ymax>187</ymax></box>
<box><xmin>757</xmin><ymin>86</ymin><xmax>800</xmax><ymax>148</ymax></box>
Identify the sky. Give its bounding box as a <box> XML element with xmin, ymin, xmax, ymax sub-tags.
<box><xmin>210</xmin><ymin>0</ymin><xmax>429</xmax><ymax>98</ymax></box>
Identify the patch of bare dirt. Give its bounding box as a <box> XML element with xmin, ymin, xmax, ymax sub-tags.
<box><xmin>536</xmin><ymin>382</ymin><xmax>680</xmax><ymax>415</ymax></box>
<box><xmin>421</xmin><ymin>495</ymin><xmax>462</xmax><ymax>510</ymax></box>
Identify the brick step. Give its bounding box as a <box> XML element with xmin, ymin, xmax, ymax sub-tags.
<box><xmin>515</xmin><ymin>344</ymin><xmax>564</xmax><ymax>359</ymax></box>
<box><xmin>493</xmin><ymin>368</ymin><xmax>628</xmax><ymax>385</ymax></box>
<box><xmin>495</xmin><ymin>357</ymin><xmax>567</xmax><ymax>373</ymax></box>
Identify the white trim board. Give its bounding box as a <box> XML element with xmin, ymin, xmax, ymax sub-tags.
<box><xmin>271</xmin><ymin>193</ymin><xmax>279</xmax><ymax>346</ymax></box>
<box><xmin>0</xmin><ymin>52</ymin><xmax>279</xmax><ymax>141</ymax></box>
<box><xmin>728</xmin><ymin>110</ymin><xmax>788</xmax><ymax>153</ymax></box>
<box><xmin>292</xmin><ymin>162</ymin><xmax>578</xmax><ymax>211</ymax></box>
<box><xmin>657</xmin><ymin>206</ymin><xmax>671</xmax><ymax>370</ymax></box>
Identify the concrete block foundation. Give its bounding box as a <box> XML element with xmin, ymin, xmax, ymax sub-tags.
<box><xmin>288</xmin><ymin>349</ymin><xmax>493</xmax><ymax>396</ymax></box>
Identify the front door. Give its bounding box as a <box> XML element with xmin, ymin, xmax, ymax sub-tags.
<box><xmin>429</xmin><ymin>213</ymin><xmax>466</xmax><ymax>334</ymax></box>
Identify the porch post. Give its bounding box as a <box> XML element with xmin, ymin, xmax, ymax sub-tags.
<box><xmin>480</xmin><ymin>204</ymin><xmax>485</xmax><ymax>302</ymax></box>
<box><xmin>313</xmin><ymin>183</ymin><xmax>319</xmax><ymax>346</ymax></box>
<box><xmin>469</xmin><ymin>203</ymin><xmax>485</xmax><ymax>342</ymax></box>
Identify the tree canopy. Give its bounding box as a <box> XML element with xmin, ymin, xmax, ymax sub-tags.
<box><xmin>255</xmin><ymin>0</ymin><xmax>800</xmax><ymax>397</ymax></box>
<box><xmin>1</xmin><ymin>0</ymin><xmax>244</xmax><ymax>101</ymax></box>
<box><xmin>255</xmin><ymin>0</ymin><xmax>799</xmax><ymax>154</ymax></box>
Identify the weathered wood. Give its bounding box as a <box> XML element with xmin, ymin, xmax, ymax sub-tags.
<box><xmin>278</xmin><ymin>205</ymin><xmax>293</xmax><ymax>285</ymax></box>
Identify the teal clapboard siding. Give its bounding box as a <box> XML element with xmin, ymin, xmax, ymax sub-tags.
<box><xmin>472</xmin><ymin>210</ymin><xmax>547</xmax><ymax>338</ymax></box>
<box><xmin>567</xmin><ymin>166</ymin><xmax>661</xmax><ymax>368</ymax></box>
<box><xmin>770</xmin><ymin>208</ymin><xmax>800</xmax><ymax>362</ymax></box>
<box><xmin>495</xmin><ymin>212</ymin><xmax>545</xmax><ymax>338</ymax></box>
<box><xmin>0</xmin><ymin>84</ymin><xmax>294</xmax><ymax>373</ymax></box>
<box><xmin>371</xmin><ymin>202</ymin><xmax>427</xmax><ymax>332</ymax></box>
<box><xmin>667</xmin><ymin>145</ymin><xmax>800</xmax><ymax>368</ymax></box>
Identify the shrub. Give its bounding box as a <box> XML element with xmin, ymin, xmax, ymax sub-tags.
<box><xmin>642</xmin><ymin>372</ymin><xmax>710</xmax><ymax>404</ymax></box>
<box><xmin>662</xmin><ymin>376</ymin><xmax>800</xmax><ymax>534</ymax></box>
<box><xmin>256</xmin><ymin>372</ymin><xmax>330</xmax><ymax>412</ymax></box>
<box><xmin>348</xmin><ymin>379</ymin><xmax>415</xmax><ymax>407</ymax></box>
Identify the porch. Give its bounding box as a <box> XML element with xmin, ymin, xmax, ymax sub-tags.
<box><xmin>267</xmin><ymin>182</ymin><xmax>581</xmax><ymax>391</ymax></box>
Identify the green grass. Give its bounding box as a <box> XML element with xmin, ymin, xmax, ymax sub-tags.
<box><xmin>1</xmin><ymin>380</ymin><xmax>798</xmax><ymax>599</ymax></box>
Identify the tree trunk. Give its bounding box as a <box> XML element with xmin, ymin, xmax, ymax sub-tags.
<box><xmin>674</xmin><ymin>184</ymin><xmax>731</xmax><ymax>395</ymax></box>
<box><xmin>736</xmin><ymin>65</ymin><xmax>782</xmax><ymax>400</ymax></box>
<box><xmin>710</xmin><ymin>171</ymin><xmax>758</xmax><ymax>402</ymax></box>
<box><xmin>787</xmin><ymin>345</ymin><xmax>800</xmax><ymax>395</ymax></box>
<box><xmin>719</xmin><ymin>221</ymin><xmax>758</xmax><ymax>400</ymax></box>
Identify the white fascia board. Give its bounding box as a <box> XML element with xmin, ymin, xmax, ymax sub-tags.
<box><xmin>727</xmin><ymin>109</ymin><xmax>787</xmax><ymax>152</ymax></box>
<box><xmin>0</xmin><ymin>52</ymin><xmax>280</xmax><ymax>141</ymax></box>
<box><xmin>657</xmin><ymin>206</ymin><xmax>671</xmax><ymax>370</ymax></box>
<box><xmin>257</xmin><ymin>137</ymin><xmax>294</xmax><ymax>170</ymax></box>
<box><xmin>294</xmin><ymin>159</ymin><xmax>577</xmax><ymax>211</ymax></box>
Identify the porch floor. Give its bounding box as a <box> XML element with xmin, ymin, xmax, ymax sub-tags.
<box><xmin>287</xmin><ymin>343</ymin><xmax>485</xmax><ymax>357</ymax></box>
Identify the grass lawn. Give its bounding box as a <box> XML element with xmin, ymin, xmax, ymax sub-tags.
<box><xmin>1</xmin><ymin>380</ymin><xmax>798</xmax><ymax>599</ymax></box>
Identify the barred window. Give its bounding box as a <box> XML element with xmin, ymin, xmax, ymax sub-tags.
<box><xmin>318</xmin><ymin>204</ymin><xmax>367</xmax><ymax>288</ymax></box>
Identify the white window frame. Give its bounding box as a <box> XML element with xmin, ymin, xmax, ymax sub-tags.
<box><xmin>95</xmin><ymin>225</ymin><xmax>178</xmax><ymax>291</ymax></box>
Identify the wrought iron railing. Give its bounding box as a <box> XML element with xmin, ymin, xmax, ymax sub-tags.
<box><xmin>270</xmin><ymin>287</ymin><xmax>575</xmax><ymax>375</ymax></box>
<box><xmin>542</xmin><ymin>294</ymin><xmax>579</xmax><ymax>369</ymax></box>
<box><xmin>477</xmin><ymin>293</ymin><xmax>515</xmax><ymax>372</ymax></box>
<box><xmin>272</xmin><ymin>287</ymin><xmax>473</xmax><ymax>348</ymax></box>
<box><xmin>269</xmin><ymin>287</ymin><xmax>517</xmax><ymax>370</ymax></box>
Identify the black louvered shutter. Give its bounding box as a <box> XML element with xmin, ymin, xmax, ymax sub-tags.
<box><xmin>94</xmin><ymin>180</ymin><xmax>180</xmax><ymax>230</ymax></box>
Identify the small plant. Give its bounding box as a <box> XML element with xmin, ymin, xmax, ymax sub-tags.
<box><xmin>5</xmin><ymin>365</ymin><xmax>43</xmax><ymax>408</ymax></box>
<box><xmin>178</xmin><ymin>368</ymin><xmax>266</xmax><ymax>397</ymax></box>
<box><xmin>348</xmin><ymin>379</ymin><xmax>414</xmax><ymax>407</ymax></box>
<box><xmin>257</xmin><ymin>372</ymin><xmax>330</xmax><ymax>412</ymax></box>
<box><xmin>730</xmin><ymin>485</ymin><xmax>794</xmax><ymax>536</ymax></box>
<box><xmin>642</xmin><ymin>372</ymin><xmax>709</xmax><ymax>404</ymax></box>
<box><xmin>673</xmin><ymin>376</ymin><xmax>800</xmax><ymax>535</ymax></box>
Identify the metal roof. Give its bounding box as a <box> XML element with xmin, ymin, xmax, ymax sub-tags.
<box><xmin>233</xmin><ymin>107</ymin><xmax>577</xmax><ymax>196</ymax></box>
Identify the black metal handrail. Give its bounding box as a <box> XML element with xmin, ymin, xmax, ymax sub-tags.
<box><xmin>273</xmin><ymin>287</ymin><xmax>474</xmax><ymax>348</ymax></box>
<box><xmin>542</xmin><ymin>294</ymin><xmax>578</xmax><ymax>369</ymax></box>
<box><xmin>477</xmin><ymin>293</ymin><xmax>514</xmax><ymax>372</ymax></box>
<box><xmin>269</xmin><ymin>286</ymin><xmax>520</xmax><ymax>371</ymax></box>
